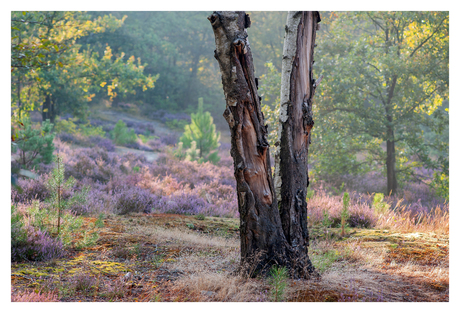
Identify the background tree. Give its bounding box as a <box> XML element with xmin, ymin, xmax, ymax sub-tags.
<box><xmin>313</xmin><ymin>11</ymin><xmax>449</xmax><ymax>195</ymax></box>
<box><xmin>80</xmin><ymin>12</ymin><xmax>226</xmax><ymax>120</ymax></box>
<box><xmin>11</xmin><ymin>11</ymin><xmax>157</xmax><ymax>122</ymax></box>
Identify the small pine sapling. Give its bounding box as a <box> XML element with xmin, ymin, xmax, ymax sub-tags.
<box><xmin>268</xmin><ymin>266</ymin><xmax>288</xmax><ymax>302</ymax></box>
<box><xmin>341</xmin><ymin>192</ymin><xmax>350</xmax><ymax>236</ymax></box>
<box><xmin>110</xmin><ymin>120</ymin><xmax>137</xmax><ymax>145</ymax></box>
<box><xmin>179</xmin><ymin>98</ymin><xmax>221</xmax><ymax>164</ymax></box>
<box><xmin>47</xmin><ymin>155</ymin><xmax>76</xmax><ymax>235</ymax></box>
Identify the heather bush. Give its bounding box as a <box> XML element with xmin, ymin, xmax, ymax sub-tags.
<box><xmin>70</xmin><ymin>273</ymin><xmax>98</xmax><ymax>293</ymax></box>
<box><xmin>159</xmin><ymin>133</ymin><xmax>179</xmax><ymax>146</ymax></box>
<box><xmin>12</xmin><ymin>204</ymin><xmax>64</xmax><ymax>262</ymax></box>
<box><xmin>12</xmin><ymin>173</ymin><xmax>50</xmax><ymax>203</ymax></box>
<box><xmin>87</xmin><ymin>136</ymin><xmax>115</xmax><ymax>152</ymax></box>
<box><xmin>114</xmin><ymin>185</ymin><xmax>155</xmax><ymax>214</ymax></box>
<box><xmin>308</xmin><ymin>189</ymin><xmax>377</xmax><ymax>228</ymax></box>
<box><xmin>57</xmin><ymin>132</ymin><xmax>79</xmax><ymax>144</ymax></box>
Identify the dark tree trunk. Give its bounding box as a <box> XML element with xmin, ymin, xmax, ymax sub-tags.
<box><xmin>275</xmin><ymin>11</ymin><xmax>321</xmax><ymax>277</ymax></box>
<box><xmin>386</xmin><ymin>137</ymin><xmax>397</xmax><ymax>195</ymax></box>
<box><xmin>385</xmin><ymin>75</ymin><xmax>398</xmax><ymax>195</ymax></box>
<box><xmin>208</xmin><ymin>11</ymin><xmax>289</xmax><ymax>275</ymax></box>
<box><xmin>209</xmin><ymin>11</ymin><xmax>319</xmax><ymax>278</ymax></box>
<box><xmin>42</xmin><ymin>94</ymin><xmax>56</xmax><ymax>124</ymax></box>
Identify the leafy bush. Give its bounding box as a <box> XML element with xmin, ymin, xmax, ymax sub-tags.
<box><xmin>54</xmin><ymin>118</ymin><xmax>79</xmax><ymax>134</ymax></box>
<box><xmin>373</xmin><ymin>193</ymin><xmax>390</xmax><ymax>214</ymax></box>
<box><xmin>13</xmin><ymin>116</ymin><xmax>55</xmax><ymax>169</ymax></box>
<box><xmin>431</xmin><ymin>171</ymin><xmax>449</xmax><ymax>201</ymax></box>
<box><xmin>110</xmin><ymin>120</ymin><xmax>137</xmax><ymax>145</ymax></box>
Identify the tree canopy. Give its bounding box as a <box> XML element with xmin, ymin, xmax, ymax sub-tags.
<box><xmin>11</xmin><ymin>11</ymin><xmax>157</xmax><ymax>122</ymax></box>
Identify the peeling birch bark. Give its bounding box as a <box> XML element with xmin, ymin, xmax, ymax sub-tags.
<box><xmin>274</xmin><ymin>11</ymin><xmax>321</xmax><ymax>275</ymax></box>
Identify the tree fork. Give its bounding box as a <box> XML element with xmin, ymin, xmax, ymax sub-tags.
<box><xmin>208</xmin><ymin>11</ymin><xmax>319</xmax><ymax>278</ymax></box>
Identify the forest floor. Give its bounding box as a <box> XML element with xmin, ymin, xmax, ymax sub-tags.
<box><xmin>12</xmin><ymin>108</ymin><xmax>448</xmax><ymax>302</ymax></box>
<box><xmin>11</xmin><ymin>213</ymin><xmax>449</xmax><ymax>302</ymax></box>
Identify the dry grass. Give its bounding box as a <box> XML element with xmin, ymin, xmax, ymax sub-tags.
<box><xmin>11</xmin><ymin>211</ymin><xmax>449</xmax><ymax>302</ymax></box>
<box><xmin>376</xmin><ymin>206</ymin><xmax>449</xmax><ymax>235</ymax></box>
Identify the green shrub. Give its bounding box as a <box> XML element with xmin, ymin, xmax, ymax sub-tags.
<box><xmin>341</xmin><ymin>192</ymin><xmax>350</xmax><ymax>236</ymax></box>
<box><xmin>110</xmin><ymin>120</ymin><xmax>137</xmax><ymax>145</ymax></box>
<box><xmin>79</xmin><ymin>122</ymin><xmax>106</xmax><ymax>137</ymax></box>
<box><xmin>54</xmin><ymin>118</ymin><xmax>105</xmax><ymax>137</ymax></box>
<box><xmin>42</xmin><ymin>155</ymin><xmax>97</xmax><ymax>248</ymax></box>
<box><xmin>13</xmin><ymin>116</ymin><xmax>55</xmax><ymax>169</ymax></box>
<box><xmin>373</xmin><ymin>193</ymin><xmax>390</xmax><ymax>214</ymax></box>
<box><xmin>54</xmin><ymin>118</ymin><xmax>79</xmax><ymax>134</ymax></box>
<box><xmin>431</xmin><ymin>171</ymin><xmax>449</xmax><ymax>201</ymax></box>
<box><xmin>165</xmin><ymin>118</ymin><xmax>188</xmax><ymax>131</ymax></box>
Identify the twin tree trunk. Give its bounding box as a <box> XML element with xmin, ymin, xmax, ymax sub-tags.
<box><xmin>209</xmin><ymin>11</ymin><xmax>321</xmax><ymax>278</ymax></box>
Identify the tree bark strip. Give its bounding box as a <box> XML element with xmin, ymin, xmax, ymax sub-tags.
<box><xmin>275</xmin><ymin>11</ymin><xmax>321</xmax><ymax>274</ymax></box>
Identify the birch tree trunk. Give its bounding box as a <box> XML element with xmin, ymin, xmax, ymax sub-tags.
<box><xmin>274</xmin><ymin>11</ymin><xmax>321</xmax><ymax>274</ymax></box>
<box><xmin>208</xmin><ymin>11</ymin><xmax>319</xmax><ymax>278</ymax></box>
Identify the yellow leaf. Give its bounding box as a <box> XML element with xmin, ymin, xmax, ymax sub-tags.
<box><xmin>43</xmin><ymin>108</ymin><xmax>48</xmax><ymax>112</ymax></box>
<box><xmin>100</xmin><ymin>82</ymin><xmax>107</xmax><ymax>87</ymax></box>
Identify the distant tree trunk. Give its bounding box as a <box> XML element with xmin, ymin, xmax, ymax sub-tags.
<box><xmin>385</xmin><ymin>75</ymin><xmax>398</xmax><ymax>195</ymax></box>
<box><xmin>209</xmin><ymin>11</ymin><xmax>320</xmax><ymax>278</ymax></box>
<box><xmin>42</xmin><ymin>94</ymin><xmax>51</xmax><ymax>122</ymax></box>
<box><xmin>386</xmin><ymin>136</ymin><xmax>397</xmax><ymax>195</ymax></box>
<box><xmin>274</xmin><ymin>11</ymin><xmax>321</xmax><ymax>275</ymax></box>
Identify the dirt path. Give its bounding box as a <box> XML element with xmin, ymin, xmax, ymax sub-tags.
<box><xmin>92</xmin><ymin>109</ymin><xmax>182</xmax><ymax>162</ymax></box>
<box><xmin>96</xmin><ymin>109</ymin><xmax>177</xmax><ymax>137</ymax></box>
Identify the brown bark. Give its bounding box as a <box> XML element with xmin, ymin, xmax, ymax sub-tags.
<box><xmin>208</xmin><ymin>11</ymin><xmax>289</xmax><ymax>275</ymax></box>
<box><xmin>208</xmin><ymin>11</ymin><xmax>319</xmax><ymax>278</ymax></box>
<box><xmin>276</xmin><ymin>11</ymin><xmax>321</xmax><ymax>276</ymax></box>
